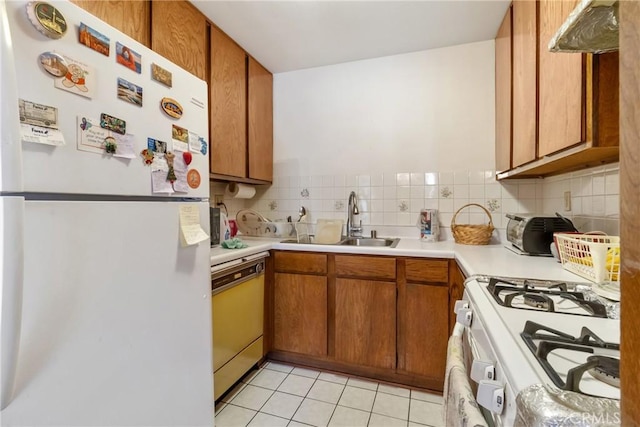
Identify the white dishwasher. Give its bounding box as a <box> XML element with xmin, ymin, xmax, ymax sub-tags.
<box><xmin>211</xmin><ymin>252</ymin><xmax>268</xmax><ymax>400</ymax></box>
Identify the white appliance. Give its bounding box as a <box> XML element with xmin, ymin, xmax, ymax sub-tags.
<box><xmin>0</xmin><ymin>1</ymin><xmax>213</xmax><ymax>425</ymax></box>
<box><xmin>450</xmin><ymin>276</ymin><xmax>620</xmax><ymax>426</ymax></box>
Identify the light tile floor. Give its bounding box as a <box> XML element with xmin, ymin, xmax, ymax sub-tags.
<box><xmin>215</xmin><ymin>362</ymin><xmax>444</xmax><ymax>427</ymax></box>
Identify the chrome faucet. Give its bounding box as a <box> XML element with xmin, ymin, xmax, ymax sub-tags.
<box><xmin>346</xmin><ymin>191</ymin><xmax>362</xmax><ymax>237</ymax></box>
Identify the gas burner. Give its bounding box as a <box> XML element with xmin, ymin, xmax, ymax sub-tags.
<box><xmin>487</xmin><ymin>278</ymin><xmax>608</xmax><ymax>318</ymax></box>
<box><xmin>521</xmin><ymin>321</ymin><xmax>620</xmax><ymax>398</ymax></box>
<box><xmin>587</xmin><ymin>356</ymin><xmax>620</xmax><ymax>388</ymax></box>
<box><xmin>524</xmin><ymin>294</ymin><xmax>550</xmax><ymax>310</ymax></box>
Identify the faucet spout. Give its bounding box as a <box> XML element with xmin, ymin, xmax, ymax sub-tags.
<box><xmin>346</xmin><ymin>191</ymin><xmax>362</xmax><ymax>237</ymax></box>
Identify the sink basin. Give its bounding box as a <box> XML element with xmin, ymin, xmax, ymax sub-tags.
<box><xmin>280</xmin><ymin>239</ymin><xmax>301</xmax><ymax>244</ymax></box>
<box><xmin>339</xmin><ymin>237</ymin><xmax>400</xmax><ymax>248</ymax></box>
<box><xmin>279</xmin><ymin>237</ymin><xmax>400</xmax><ymax>248</ymax></box>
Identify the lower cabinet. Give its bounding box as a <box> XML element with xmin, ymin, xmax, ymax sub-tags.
<box><xmin>397</xmin><ymin>258</ymin><xmax>450</xmax><ymax>385</ymax></box>
<box><xmin>272</xmin><ymin>251</ymin><xmax>328</xmax><ymax>356</ymax></box>
<box><xmin>334</xmin><ymin>278</ymin><xmax>396</xmax><ymax>369</ymax></box>
<box><xmin>399</xmin><ymin>283</ymin><xmax>449</xmax><ymax>378</ymax></box>
<box><xmin>273</xmin><ymin>273</ymin><xmax>327</xmax><ymax>356</ymax></box>
<box><xmin>268</xmin><ymin>251</ymin><xmax>454</xmax><ymax>391</ymax></box>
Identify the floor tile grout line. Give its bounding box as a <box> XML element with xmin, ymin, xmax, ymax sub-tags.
<box><xmin>324</xmin><ymin>377</ymin><xmax>350</xmax><ymax>426</ymax></box>
<box><xmin>282</xmin><ymin>370</ymin><xmax>316</xmax><ymax>425</ymax></box>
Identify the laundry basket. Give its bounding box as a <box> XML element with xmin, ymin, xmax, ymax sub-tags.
<box><xmin>451</xmin><ymin>204</ymin><xmax>494</xmax><ymax>245</ymax></box>
<box><xmin>554</xmin><ymin>233</ymin><xmax>620</xmax><ymax>284</ymax></box>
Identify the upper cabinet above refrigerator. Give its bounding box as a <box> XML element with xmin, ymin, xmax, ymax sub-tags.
<box><xmin>72</xmin><ymin>0</ymin><xmax>275</xmax><ymax>185</ymax></box>
<box><xmin>69</xmin><ymin>0</ymin><xmax>151</xmax><ymax>48</ymax></box>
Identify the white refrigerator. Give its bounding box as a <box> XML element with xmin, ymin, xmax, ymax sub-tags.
<box><xmin>0</xmin><ymin>1</ymin><xmax>213</xmax><ymax>425</ymax></box>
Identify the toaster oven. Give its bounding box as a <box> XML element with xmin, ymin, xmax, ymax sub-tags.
<box><xmin>506</xmin><ymin>214</ymin><xmax>576</xmax><ymax>255</ymax></box>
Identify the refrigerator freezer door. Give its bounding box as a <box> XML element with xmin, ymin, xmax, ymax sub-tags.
<box><xmin>5</xmin><ymin>0</ymin><xmax>209</xmax><ymax>198</ymax></box>
<box><xmin>1</xmin><ymin>200</ymin><xmax>213</xmax><ymax>426</ymax></box>
<box><xmin>0</xmin><ymin>1</ymin><xmax>23</xmax><ymax>192</ymax></box>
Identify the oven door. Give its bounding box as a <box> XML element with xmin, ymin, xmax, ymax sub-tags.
<box><xmin>449</xmin><ymin>288</ymin><xmax>520</xmax><ymax>427</ymax></box>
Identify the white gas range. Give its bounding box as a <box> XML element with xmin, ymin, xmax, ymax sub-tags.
<box><xmin>453</xmin><ymin>275</ymin><xmax>620</xmax><ymax>426</ymax></box>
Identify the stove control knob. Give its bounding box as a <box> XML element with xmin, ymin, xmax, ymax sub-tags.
<box><xmin>477</xmin><ymin>380</ymin><xmax>504</xmax><ymax>415</ymax></box>
<box><xmin>456</xmin><ymin>307</ymin><xmax>472</xmax><ymax>326</ymax></box>
<box><xmin>471</xmin><ymin>360</ymin><xmax>495</xmax><ymax>382</ymax></box>
<box><xmin>453</xmin><ymin>300</ymin><xmax>469</xmax><ymax>315</ymax></box>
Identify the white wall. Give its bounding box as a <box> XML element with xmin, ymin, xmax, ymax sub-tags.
<box><xmin>216</xmin><ymin>39</ymin><xmax>619</xmax><ymax>238</ymax></box>
<box><xmin>272</xmin><ymin>40</ymin><xmax>496</xmax><ymax>176</ymax></box>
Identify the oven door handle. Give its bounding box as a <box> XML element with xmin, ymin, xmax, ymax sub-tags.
<box><xmin>471</xmin><ymin>360</ymin><xmax>495</xmax><ymax>382</ymax></box>
<box><xmin>456</xmin><ymin>307</ymin><xmax>473</xmax><ymax>326</ymax></box>
<box><xmin>477</xmin><ymin>380</ymin><xmax>505</xmax><ymax>415</ymax></box>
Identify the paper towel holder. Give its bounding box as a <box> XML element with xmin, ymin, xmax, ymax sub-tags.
<box><xmin>226</xmin><ymin>182</ymin><xmax>257</xmax><ymax>199</ymax></box>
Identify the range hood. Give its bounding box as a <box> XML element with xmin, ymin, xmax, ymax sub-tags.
<box><xmin>548</xmin><ymin>0</ymin><xmax>618</xmax><ymax>53</ymax></box>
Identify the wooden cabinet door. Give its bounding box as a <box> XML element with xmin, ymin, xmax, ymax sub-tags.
<box><xmin>512</xmin><ymin>0</ymin><xmax>537</xmax><ymax>167</ymax></box>
<box><xmin>150</xmin><ymin>0</ymin><xmax>207</xmax><ymax>80</ymax></box>
<box><xmin>71</xmin><ymin>0</ymin><xmax>150</xmax><ymax>47</ymax></box>
<box><xmin>538</xmin><ymin>0</ymin><xmax>582</xmax><ymax>157</ymax></box>
<box><xmin>620</xmin><ymin>2</ymin><xmax>640</xmax><ymax>424</ymax></box>
<box><xmin>334</xmin><ymin>278</ymin><xmax>396</xmax><ymax>369</ymax></box>
<box><xmin>210</xmin><ymin>26</ymin><xmax>247</xmax><ymax>178</ymax></box>
<box><xmin>248</xmin><ymin>58</ymin><xmax>273</xmax><ymax>182</ymax></box>
<box><xmin>401</xmin><ymin>283</ymin><xmax>449</xmax><ymax>380</ymax></box>
<box><xmin>495</xmin><ymin>6</ymin><xmax>512</xmax><ymax>174</ymax></box>
<box><xmin>273</xmin><ymin>273</ymin><xmax>327</xmax><ymax>356</ymax></box>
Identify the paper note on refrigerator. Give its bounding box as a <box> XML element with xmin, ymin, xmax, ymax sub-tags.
<box><xmin>179</xmin><ymin>205</ymin><xmax>209</xmax><ymax>247</ymax></box>
<box><xmin>151</xmin><ymin>157</ymin><xmax>174</xmax><ymax>194</ymax></box>
<box><xmin>20</xmin><ymin>124</ymin><xmax>66</xmax><ymax>146</ymax></box>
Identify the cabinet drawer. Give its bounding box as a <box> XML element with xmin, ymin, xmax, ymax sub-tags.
<box><xmin>274</xmin><ymin>251</ymin><xmax>327</xmax><ymax>274</ymax></box>
<box><xmin>405</xmin><ymin>259</ymin><xmax>449</xmax><ymax>284</ymax></box>
<box><xmin>335</xmin><ymin>255</ymin><xmax>396</xmax><ymax>280</ymax></box>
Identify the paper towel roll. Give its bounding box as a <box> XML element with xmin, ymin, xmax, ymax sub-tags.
<box><xmin>225</xmin><ymin>182</ymin><xmax>256</xmax><ymax>199</ymax></box>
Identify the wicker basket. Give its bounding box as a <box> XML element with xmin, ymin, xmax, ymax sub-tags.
<box><xmin>451</xmin><ymin>203</ymin><xmax>495</xmax><ymax>245</ymax></box>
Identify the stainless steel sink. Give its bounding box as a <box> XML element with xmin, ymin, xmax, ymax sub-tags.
<box><xmin>279</xmin><ymin>239</ymin><xmax>301</xmax><ymax>244</ymax></box>
<box><xmin>279</xmin><ymin>237</ymin><xmax>400</xmax><ymax>248</ymax></box>
<box><xmin>339</xmin><ymin>237</ymin><xmax>400</xmax><ymax>248</ymax></box>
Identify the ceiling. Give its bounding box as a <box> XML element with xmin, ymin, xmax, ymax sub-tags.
<box><xmin>192</xmin><ymin>1</ymin><xmax>511</xmax><ymax>74</ymax></box>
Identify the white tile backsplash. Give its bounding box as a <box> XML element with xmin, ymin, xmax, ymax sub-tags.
<box><xmin>215</xmin><ymin>163</ymin><xmax>619</xmax><ymax>239</ymax></box>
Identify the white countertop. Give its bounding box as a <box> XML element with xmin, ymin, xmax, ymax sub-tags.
<box><xmin>210</xmin><ymin>236</ymin><xmax>581</xmax><ymax>282</ymax></box>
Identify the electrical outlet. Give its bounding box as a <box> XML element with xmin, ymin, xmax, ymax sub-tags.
<box><xmin>564</xmin><ymin>191</ymin><xmax>572</xmax><ymax>211</ymax></box>
<box><xmin>214</xmin><ymin>194</ymin><xmax>224</xmax><ymax>206</ymax></box>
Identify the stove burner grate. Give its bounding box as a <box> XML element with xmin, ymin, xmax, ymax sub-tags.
<box><xmin>488</xmin><ymin>278</ymin><xmax>608</xmax><ymax>318</ymax></box>
<box><xmin>587</xmin><ymin>356</ymin><xmax>620</xmax><ymax>388</ymax></box>
<box><xmin>521</xmin><ymin>321</ymin><xmax>620</xmax><ymax>397</ymax></box>
<box><xmin>523</xmin><ymin>294</ymin><xmax>550</xmax><ymax>310</ymax></box>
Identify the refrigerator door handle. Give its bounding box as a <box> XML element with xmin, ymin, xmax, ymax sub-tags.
<box><xmin>0</xmin><ymin>197</ymin><xmax>25</xmax><ymax>409</ymax></box>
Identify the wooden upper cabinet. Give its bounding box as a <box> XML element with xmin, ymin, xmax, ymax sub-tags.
<box><xmin>496</xmin><ymin>0</ymin><xmax>618</xmax><ymax>179</ymax></box>
<box><xmin>150</xmin><ymin>0</ymin><xmax>207</xmax><ymax>81</ymax></box>
<box><xmin>248</xmin><ymin>58</ymin><xmax>274</xmax><ymax>182</ymax></box>
<box><xmin>495</xmin><ymin>6</ymin><xmax>512</xmax><ymax>174</ymax></box>
<box><xmin>71</xmin><ymin>0</ymin><xmax>151</xmax><ymax>47</ymax></box>
<box><xmin>512</xmin><ymin>0</ymin><xmax>537</xmax><ymax>167</ymax></box>
<box><xmin>538</xmin><ymin>0</ymin><xmax>582</xmax><ymax>157</ymax></box>
<box><xmin>210</xmin><ymin>26</ymin><xmax>247</xmax><ymax>178</ymax></box>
